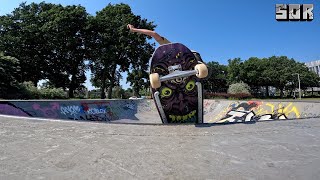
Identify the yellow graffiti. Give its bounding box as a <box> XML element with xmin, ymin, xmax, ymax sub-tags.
<box><xmin>269</xmin><ymin>102</ymin><xmax>300</xmax><ymax>118</ymax></box>
<box><xmin>208</xmin><ymin>101</ymin><xmax>301</xmax><ymax>123</ymax></box>
<box><xmin>255</xmin><ymin>102</ymin><xmax>300</xmax><ymax>118</ymax></box>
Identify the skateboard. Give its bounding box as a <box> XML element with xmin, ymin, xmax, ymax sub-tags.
<box><xmin>149</xmin><ymin>43</ymin><xmax>208</xmax><ymax>123</ymax></box>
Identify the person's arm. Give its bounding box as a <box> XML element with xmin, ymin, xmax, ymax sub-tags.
<box><xmin>127</xmin><ymin>24</ymin><xmax>169</xmax><ymax>44</ymax></box>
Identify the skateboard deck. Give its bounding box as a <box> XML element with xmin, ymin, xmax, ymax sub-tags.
<box><xmin>149</xmin><ymin>43</ymin><xmax>207</xmax><ymax>123</ymax></box>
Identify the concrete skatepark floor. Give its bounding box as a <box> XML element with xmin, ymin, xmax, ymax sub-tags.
<box><xmin>0</xmin><ymin>116</ymin><xmax>320</xmax><ymax>179</ymax></box>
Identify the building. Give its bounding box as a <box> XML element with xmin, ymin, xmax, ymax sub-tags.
<box><xmin>305</xmin><ymin>60</ymin><xmax>320</xmax><ymax>93</ymax></box>
<box><xmin>305</xmin><ymin>60</ymin><xmax>320</xmax><ymax>77</ymax></box>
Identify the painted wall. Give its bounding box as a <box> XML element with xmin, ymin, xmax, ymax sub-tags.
<box><xmin>0</xmin><ymin>100</ymin><xmax>160</xmax><ymax>123</ymax></box>
<box><xmin>203</xmin><ymin>100</ymin><xmax>320</xmax><ymax>123</ymax></box>
<box><xmin>0</xmin><ymin>99</ymin><xmax>320</xmax><ymax>124</ymax></box>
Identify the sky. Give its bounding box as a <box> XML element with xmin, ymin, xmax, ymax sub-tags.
<box><xmin>1</xmin><ymin>0</ymin><xmax>319</xmax><ymax>90</ymax></box>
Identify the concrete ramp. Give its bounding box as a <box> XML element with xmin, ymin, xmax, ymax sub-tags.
<box><xmin>0</xmin><ymin>99</ymin><xmax>320</xmax><ymax>124</ymax></box>
<box><xmin>0</xmin><ymin>100</ymin><xmax>161</xmax><ymax>124</ymax></box>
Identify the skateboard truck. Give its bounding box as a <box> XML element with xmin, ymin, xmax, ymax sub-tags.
<box><xmin>150</xmin><ymin>63</ymin><xmax>208</xmax><ymax>89</ymax></box>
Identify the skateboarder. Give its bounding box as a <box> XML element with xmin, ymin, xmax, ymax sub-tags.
<box><xmin>127</xmin><ymin>24</ymin><xmax>202</xmax><ymax>61</ymax></box>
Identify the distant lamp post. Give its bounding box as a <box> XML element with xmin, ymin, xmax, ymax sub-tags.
<box><xmin>292</xmin><ymin>73</ymin><xmax>301</xmax><ymax>99</ymax></box>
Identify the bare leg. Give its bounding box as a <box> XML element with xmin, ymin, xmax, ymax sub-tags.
<box><xmin>127</xmin><ymin>24</ymin><xmax>170</xmax><ymax>45</ymax></box>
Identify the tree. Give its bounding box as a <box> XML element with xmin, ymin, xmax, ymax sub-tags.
<box><xmin>112</xmin><ymin>86</ymin><xmax>125</xmax><ymax>99</ymax></box>
<box><xmin>0</xmin><ymin>2</ymin><xmax>56</xmax><ymax>85</ymax></box>
<box><xmin>238</xmin><ymin>56</ymin><xmax>320</xmax><ymax>98</ymax></box>
<box><xmin>127</xmin><ymin>69</ymin><xmax>149</xmax><ymax>97</ymax></box>
<box><xmin>227</xmin><ymin>58</ymin><xmax>243</xmax><ymax>84</ymax></box>
<box><xmin>0</xmin><ymin>52</ymin><xmax>20</xmax><ymax>97</ymax></box>
<box><xmin>85</xmin><ymin>3</ymin><xmax>155</xmax><ymax>99</ymax></box>
<box><xmin>0</xmin><ymin>2</ymin><xmax>89</xmax><ymax>98</ymax></box>
<box><xmin>203</xmin><ymin>61</ymin><xmax>228</xmax><ymax>92</ymax></box>
<box><xmin>239</xmin><ymin>57</ymin><xmax>272</xmax><ymax>97</ymax></box>
<box><xmin>286</xmin><ymin>61</ymin><xmax>320</xmax><ymax>96</ymax></box>
<box><xmin>41</xmin><ymin>4</ymin><xmax>89</xmax><ymax>98</ymax></box>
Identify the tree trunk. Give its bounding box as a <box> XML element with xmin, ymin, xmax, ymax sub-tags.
<box><xmin>68</xmin><ymin>74</ymin><xmax>76</xmax><ymax>98</ymax></box>
<box><xmin>100</xmin><ymin>70</ymin><xmax>106</xmax><ymax>99</ymax></box>
<box><xmin>133</xmin><ymin>87</ymin><xmax>140</xmax><ymax>97</ymax></box>
<box><xmin>107</xmin><ymin>83</ymin><xmax>113</xmax><ymax>99</ymax></box>
<box><xmin>107</xmin><ymin>64</ymin><xmax>117</xmax><ymax>99</ymax></box>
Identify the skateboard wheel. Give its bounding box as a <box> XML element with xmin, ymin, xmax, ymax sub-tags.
<box><xmin>150</xmin><ymin>73</ymin><xmax>161</xmax><ymax>89</ymax></box>
<box><xmin>195</xmin><ymin>64</ymin><xmax>208</xmax><ymax>78</ymax></box>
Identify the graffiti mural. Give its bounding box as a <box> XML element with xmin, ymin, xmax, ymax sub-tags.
<box><xmin>206</xmin><ymin>100</ymin><xmax>309</xmax><ymax>123</ymax></box>
<box><xmin>216</xmin><ymin>101</ymin><xmax>261</xmax><ymax>123</ymax></box>
<box><xmin>0</xmin><ymin>100</ymin><xmax>142</xmax><ymax>122</ymax></box>
<box><xmin>0</xmin><ymin>100</ymin><xmax>320</xmax><ymax>124</ymax></box>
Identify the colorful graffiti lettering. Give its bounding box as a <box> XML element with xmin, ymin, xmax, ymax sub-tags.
<box><xmin>210</xmin><ymin>101</ymin><xmax>302</xmax><ymax>123</ymax></box>
<box><xmin>61</xmin><ymin>106</ymin><xmax>81</xmax><ymax>116</ymax></box>
<box><xmin>256</xmin><ymin>102</ymin><xmax>300</xmax><ymax>118</ymax></box>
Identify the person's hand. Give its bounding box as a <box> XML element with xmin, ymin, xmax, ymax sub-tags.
<box><xmin>127</xmin><ymin>24</ymin><xmax>135</xmax><ymax>31</ymax></box>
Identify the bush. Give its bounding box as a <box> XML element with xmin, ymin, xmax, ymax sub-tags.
<box><xmin>20</xmin><ymin>81</ymin><xmax>41</xmax><ymax>99</ymax></box>
<box><xmin>39</xmin><ymin>88</ymin><xmax>66</xmax><ymax>99</ymax></box>
<box><xmin>228</xmin><ymin>82</ymin><xmax>251</xmax><ymax>94</ymax></box>
<box><xmin>16</xmin><ymin>82</ymin><xmax>66</xmax><ymax>99</ymax></box>
<box><xmin>73</xmin><ymin>87</ymin><xmax>88</xmax><ymax>99</ymax></box>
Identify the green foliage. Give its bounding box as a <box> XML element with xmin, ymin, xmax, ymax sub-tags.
<box><xmin>224</xmin><ymin>56</ymin><xmax>320</xmax><ymax>98</ymax></box>
<box><xmin>139</xmin><ymin>88</ymin><xmax>151</xmax><ymax>97</ymax></box>
<box><xmin>112</xmin><ymin>86</ymin><xmax>126</xmax><ymax>99</ymax></box>
<box><xmin>203</xmin><ymin>61</ymin><xmax>228</xmax><ymax>92</ymax></box>
<box><xmin>20</xmin><ymin>81</ymin><xmax>40</xmax><ymax>99</ymax></box>
<box><xmin>227</xmin><ymin>58</ymin><xmax>243</xmax><ymax>84</ymax></box>
<box><xmin>127</xmin><ymin>69</ymin><xmax>149</xmax><ymax>97</ymax></box>
<box><xmin>16</xmin><ymin>81</ymin><xmax>66</xmax><ymax>99</ymax></box>
<box><xmin>228</xmin><ymin>82</ymin><xmax>251</xmax><ymax>94</ymax></box>
<box><xmin>39</xmin><ymin>88</ymin><xmax>66</xmax><ymax>99</ymax></box>
<box><xmin>87</xmin><ymin>90</ymin><xmax>101</xmax><ymax>99</ymax></box>
<box><xmin>72</xmin><ymin>86</ymin><xmax>88</xmax><ymax>99</ymax></box>
<box><xmin>240</xmin><ymin>57</ymin><xmax>268</xmax><ymax>86</ymax></box>
<box><xmin>0</xmin><ymin>2</ymin><xmax>56</xmax><ymax>85</ymax></box>
<box><xmin>0</xmin><ymin>2</ymin><xmax>88</xmax><ymax>98</ymax></box>
<box><xmin>0</xmin><ymin>52</ymin><xmax>21</xmax><ymax>97</ymax></box>
<box><xmin>86</xmin><ymin>3</ymin><xmax>155</xmax><ymax>99</ymax></box>
<box><xmin>41</xmin><ymin>4</ymin><xmax>88</xmax><ymax>97</ymax></box>
<box><xmin>124</xmin><ymin>88</ymin><xmax>133</xmax><ymax>98</ymax></box>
